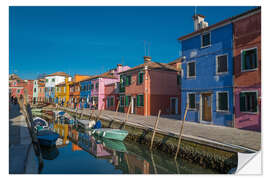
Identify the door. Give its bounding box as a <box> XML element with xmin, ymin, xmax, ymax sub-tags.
<box><xmin>170</xmin><ymin>97</ymin><xmax>178</xmax><ymax>114</ymax></box>
<box><xmin>202</xmin><ymin>93</ymin><xmax>212</xmax><ymax>122</ymax></box>
<box><xmin>131</xmin><ymin>97</ymin><xmax>136</xmax><ymax>114</ymax></box>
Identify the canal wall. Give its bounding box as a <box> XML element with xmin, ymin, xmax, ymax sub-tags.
<box><xmin>41</xmin><ymin>108</ymin><xmax>238</xmax><ymax>173</ymax></box>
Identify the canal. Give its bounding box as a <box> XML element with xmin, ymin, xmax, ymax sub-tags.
<box><xmin>34</xmin><ymin>111</ymin><xmax>223</xmax><ymax>174</ymax></box>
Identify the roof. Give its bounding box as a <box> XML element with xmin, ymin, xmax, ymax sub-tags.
<box><xmin>55</xmin><ymin>82</ymin><xmax>66</xmax><ymax>86</ymax></box>
<box><xmin>178</xmin><ymin>7</ymin><xmax>261</xmax><ymax>41</ymax></box>
<box><xmin>9</xmin><ymin>74</ymin><xmax>23</xmax><ymax>81</ymax></box>
<box><xmin>46</xmin><ymin>72</ymin><xmax>69</xmax><ymax>77</ymax></box>
<box><xmin>167</xmin><ymin>57</ymin><xmax>185</xmax><ymax>65</ymax></box>
<box><xmin>80</xmin><ymin>71</ymin><xmax>117</xmax><ymax>82</ymax></box>
<box><xmin>119</xmin><ymin>60</ymin><xmax>179</xmax><ymax>74</ymax></box>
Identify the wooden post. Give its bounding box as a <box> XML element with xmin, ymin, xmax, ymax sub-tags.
<box><xmin>89</xmin><ymin>109</ymin><xmax>94</xmax><ymax>120</ymax></box>
<box><xmin>150</xmin><ymin>109</ymin><xmax>161</xmax><ymax>150</ymax></box>
<box><xmin>122</xmin><ymin>102</ymin><xmax>131</xmax><ymax>129</ymax></box>
<box><xmin>150</xmin><ymin>151</ymin><xmax>158</xmax><ymax>174</ymax></box>
<box><xmin>174</xmin><ymin>102</ymin><xmax>189</xmax><ymax>160</ymax></box>
<box><xmin>115</xmin><ymin>100</ymin><xmax>120</xmax><ymax>117</ymax></box>
<box><xmin>96</xmin><ymin>102</ymin><xmax>104</xmax><ymax>121</ymax></box>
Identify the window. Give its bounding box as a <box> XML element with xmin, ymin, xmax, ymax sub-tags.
<box><xmin>240</xmin><ymin>92</ymin><xmax>258</xmax><ymax>113</ymax></box>
<box><xmin>64</xmin><ymin>87</ymin><xmax>66</xmax><ymax>93</ymax></box>
<box><xmin>34</xmin><ymin>88</ymin><xmax>36</xmax><ymax>93</ymax></box>
<box><xmin>91</xmin><ymin>84</ymin><xmax>94</xmax><ymax>90</ymax></box>
<box><xmin>46</xmin><ymin>79</ymin><xmax>48</xmax><ymax>83</ymax></box>
<box><xmin>17</xmin><ymin>89</ymin><xmax>20</xmax><ymax>93</ymax></box>
<box><xmin>125</xmin><ymin>75</ymin><xmax>131</xmax><ymax>86</ymax></box>
<box><xmin>106</xmin><ymin>98</ymin><xmax>110</xmax><ymax>108</ymax></box>
<box><xmin>137</xmin><ymin>72</ymin><xmax>144</xmax><ymax>84</ymax></box>
<box><xmin>52</xmin><ymin>78</ymin><xmax>55</xmax><ymax>82</ymax></box>
<box><xmin>88</xmin><ymin>84</ymin><xmax>90</xmax><ymax>91</ymax></box>
<box><xmin>241</xmin><ymin>48</ymin><xmax>257</xmax><ymax>71</ymax></box>
<box><xmin>125</xmin><ymin>96</ymin><xmax>131</xmax><ymax>106</ymax></box>
<box><xmin>136</xmin><ymin>95</ymin><xmax>144</xmax><ymax>107</ymax></box>
<box><xmin>216</xmin><ymin>54</ymin><xmax>228</xmax><ymax>74</ymax></box>
<box><xmin>201</xmin><ymin>33</ymin><xmax>210</xmax><ymax>47</ymax></box>
<box><xmin>187</xmin><ymin>93</ymin><xmax>196</xmax><ymax>109</ymax></box>
<box><xmin>217</xmin><ymin>92</ymin><xmax>229</xmax><ymax>111</ymax></box>
<box><xmin>96</xmin><ymin>83</ymin><xmax>99</xmax><ymax>89</ymax></box>
<box><xmin>187</xmin><ymin>62</ymin><xmax>196</xmax><ymax>78</ymax></box>
<box><xmin>177</xmin><ymin>75</ymin><xmax>181</xmax><ymax>85</ymax></box>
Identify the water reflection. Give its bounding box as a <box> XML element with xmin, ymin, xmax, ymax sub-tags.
<box><xmin>39</xmin><ymin>113</ymin><xmax>218</xmax><ymax>174</ymax></box>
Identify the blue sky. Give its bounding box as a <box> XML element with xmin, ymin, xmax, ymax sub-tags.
<box><xmin>9</xmin><ymin>6</ymin><xmax>257</xmax><ymax>80</ymax></box>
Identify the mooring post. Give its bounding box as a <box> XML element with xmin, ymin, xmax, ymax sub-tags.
<box><xmin>115</xmin><ymin>100</ymin><xmax>120</xmax><ymax>117</ymax></box>
<box><xmin>122</xmin><ymin>102</ymin><xmax>131</xmax><ymax>129</ymax></box>
<box><xmin>174</xmin><ymin>103</ymin><xmax>189</xmax><ymax>160</ymax></box>
<box><xmin>150</xmin><ymin>109</ymin><xmax>161</xmax><ymax>151</ymax></box>
<box><xmin>96</xmin><ymin>103</ymin><xmax>104</xmax><ymax>121</ymax></box>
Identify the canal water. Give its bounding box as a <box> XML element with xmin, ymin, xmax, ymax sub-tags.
<box><xmin>35</xmin><ymin>111</ymin><xmax>219</xmax><ymax>174</ymax></box>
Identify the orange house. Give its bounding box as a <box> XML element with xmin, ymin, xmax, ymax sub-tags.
<box><xmin>118</xmin><ymin>56</ymin><xmax>181</xmax><ymax>116</ymax></box>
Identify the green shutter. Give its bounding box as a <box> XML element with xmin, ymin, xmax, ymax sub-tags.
<box><xmin>141</xmin><ymin>95</ymin><xmax>144</xmax><ymax>106</ymax></box>
<box><xmin>137</xmin><ymin>95</ymin><xmax>140</xmax><ymax>106</ymax></box>
<box><xmin>241</xmin><ymin>51</ymin><xmax>246</xmax><ymax>70</ymax></box>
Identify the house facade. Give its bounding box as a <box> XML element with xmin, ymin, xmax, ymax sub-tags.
<box><xmin>233</xmin><ymin>8</ymin><xmax>261</xmax><ymax>131</ymax></box>
<box><xmin>104</xmin><ymin>82</ymin><xmax>119</xmax><ymax>111</ymax></box>
<box><xmin>80</xmin><ymin>64</ymin><xmax>130</xmax><ymax>110</ymax></box>
<box><xmin>118</xmin><ymin>56</ymin><xmax>181</xmax><ymax>116</ymax></box>
<box><xmin>9</xmin><ymin>74</ymin><xmax>25</xmax><ymax>99</ymax></box>
<box><xmin>179</xmin><ymin>14</ymin><xmax>234</xmax><ymax>127</ymax></box>
<box><xmin>44</xmin><ymin>72</ymin><xmax>70</xmax><ymax>103</ymax></box>
<box><xmin>33</xmin><ymin>80</ymin><xmax>39</xmax><ymax>104</ymax></box>
<box><xmin>38</xmin><ymin>81</ymin><xmax>45</xmax><ymax>102</ymax></box>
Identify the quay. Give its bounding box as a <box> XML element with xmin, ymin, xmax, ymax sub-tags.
<box><xmin>9</xmin><ymin>102</ymin><xmax>40</xmax><ymax>174</ymax></box>
<box><xmin>53</xmin><ymin>106</ymin><xmax>261</xmax><ymax>152</ymax></box>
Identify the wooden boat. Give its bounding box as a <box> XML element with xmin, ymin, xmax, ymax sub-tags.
<box><xmin>91</xmin><ymin>128</ymin><xmax>128</xmax><ymax>141</ymax></box>
<box><xmin>37</xmin><ymin>129</ymin><xmax>59</xmax><ymax>147</ymax></box>
<box><xmin>33</xmin><ymin>117</ymin><xmax>48</xmax><ymax>131</ymax></box>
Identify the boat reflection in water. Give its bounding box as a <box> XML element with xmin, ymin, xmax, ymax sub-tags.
<box><xmin>40</xmin><ymin>114</ymin><xmax>219</xmax><ymax>174</ymax></box>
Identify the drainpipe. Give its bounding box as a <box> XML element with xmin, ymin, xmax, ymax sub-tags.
<box><xmin>145</xmin><ymin>66</ymin><xmax>148</xmax><ymax>116</ymax></box>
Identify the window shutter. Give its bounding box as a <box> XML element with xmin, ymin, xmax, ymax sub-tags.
<box><xmin>141</xmin><ymin>95</ymin><xmax>144</xmax><ymax>106</ymax></box>
<box><xmin>241</xmin><ymin>51</ymin><xmax>246</xmax><ymax>70</ymax></box>
<box><xmin>240</xmin><ymin>93</ymin><xmax>246</xmax><ymax>112</ymax></box>
<box><xmin>137</xmin><ymin>95</ymin><xmax>140</xmax><ymax>106</ymax></box>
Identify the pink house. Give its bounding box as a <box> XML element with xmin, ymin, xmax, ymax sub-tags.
<box><xmin>87</xmin><ymin>64</ymin><xmax>130</xmax><ymax>110</ymax></box>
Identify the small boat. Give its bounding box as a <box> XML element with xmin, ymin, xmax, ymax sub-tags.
<box><xmin>101</xmin><ymin>138</ymin><xmax>127</xmax><ymax>152</ymax></box>
<box><xmin>91</xmin><ymin>128</ymin><xmax>128</xmax><ymax>141</ymax></box>
<box><xmin>37</xmin><ymin>129</ymin><xmax>59</xmax><ymax>147</ymax></box>
<box><xmin>33</xmin><ymin>117</ymin><xmax>48</xmax><ymax>131</ymax></box>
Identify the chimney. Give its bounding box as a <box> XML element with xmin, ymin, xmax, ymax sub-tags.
<box><xmin>144</xmin><ymin>56</ymin><xmax>152</xmax><ymax>63</ymax></box>
<box><xmin>193</xmin><ymin>14</ymin><xmax>208</xmax><ymax>31</ymax></box>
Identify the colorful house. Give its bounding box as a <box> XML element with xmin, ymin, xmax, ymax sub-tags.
<box><xmin>32</xmin><ymin>80</ymin><xmax>39</xmax><ymax>104</ymax></box>
<box><xmin>104</xmin><ymin>82</ymin><xmax>119</xmax><ymax>111</ymax></box>
<box><xmin>69</xmin><ymin>74</ymin><xmax>91</xmax><ymax>108</ymax></box>
<box><xmin>118</xmin><ymin>56</ymin><xmax>181</xmax><ymax>116</ymax></box>
<box><xmin>44</xmin><ymin>72</ymin><xmax>71</xmax><ymax>103</ymax></box>
<box><xmin>80</xmin><ymin>64</ymin><xmax>130</xmax><ymax>110</ymax></box>
<box><xmin>38</xmin><ymin>81</ymin><xmax>45</xmax><ymax>102</ymax></box>
<box><xmin>178</xmin><ymin>14</ymin><xmax>234</xmax><ymax>127</ymax></box>
<box><xmin>9</xmin><ymin>74</ymin><xmax>25</xmax><ymax>99</ymax></box>
<box><xmin>233</xmin><ymin>8</ymin><xmax>261</xmax><ymax>131</ymax></box>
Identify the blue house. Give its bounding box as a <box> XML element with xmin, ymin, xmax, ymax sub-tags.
<box><xmin>80</xmin><ymin>79</ymin><xmax>92</xmax><ymax>108</ymax></box>
<box><xmin>178</xmin><ymin>14</ymin><xmax>234</xmax><ymax>127</ymax></box>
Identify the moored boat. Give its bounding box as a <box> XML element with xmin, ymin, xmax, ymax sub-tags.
<box><xmin>91</xmin><ymin>128</ymin><xmax>128</xmax><ymax>141</ymax></box>
<box><xmin>37</xmin><ymin>129</ymin><xmax>59</xmax><ymax>147</ymax></box>
<box><xmin>33</xmin><ymin>117</ymin><xmax>49</xmax><ymax>131</ymax></box>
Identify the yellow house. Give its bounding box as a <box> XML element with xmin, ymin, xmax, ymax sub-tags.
<box><xmin>55</xmin><ymin>78</ymin><xmax>70</xmax><ymax>106</ymax></box>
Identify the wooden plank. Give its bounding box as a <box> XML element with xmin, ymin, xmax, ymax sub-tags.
<box><xmin>174</xmin><ymin>102</ymin><xmax>189</xmax><ymax>160</ymax></box>
<box><xmin>115</xmin><ymin>100</ymin><xmax>120</xmax><ymax>116</ymax></box>
<box><xmin>150</xmin><ymin>109</ymin><xmax>161</xmax><ymax>150</ymax></box>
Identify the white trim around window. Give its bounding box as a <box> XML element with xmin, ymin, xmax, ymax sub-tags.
<box><xmin>216</xmin><ymin>91</ymin><xmax>229</xmax><ymax>113</ymax></box>
<box><xmin>187</xmin><ymin>61</ymin><xmax>196</xmax><ymax>79</ymax></box>
<box><xmin>201</xmin><ymin>32</ymin><xmax>211</xmax><ymax>48</ymax></box>
<box><xmin>240</xmin><ymin>47</ymin><xmax>258</xmax><ymax>72</ymax></box>
<box><xmin>216</xmin><ymin>53</ymin><xmax>229</xmax><ymax>75</ymax></box>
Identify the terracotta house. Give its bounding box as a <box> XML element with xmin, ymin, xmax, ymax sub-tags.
<box><xmin>38</xmin><ymin>81</ymin><xmax>45</xmax><ymax>102</ymax></box>
<box><xmin>9</xmin><ymin>74</ymin><xmax>25</xmax><ymax>99</ymax></box>
<box><xmin>118</xmin><ymin>56</ymin><xmax>181</xmax><ymax>116</ymax></box>
<box><xmin>104</xmin><ymin>82</ymin><xmax>119</xmax><ymax>111</ymax></box>
<box><xmin>233</xmin><ymin>8</ymin><xmax>261</xmax><ymax>131</ymax></box>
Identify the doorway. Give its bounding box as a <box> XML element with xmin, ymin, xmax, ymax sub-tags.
<box><xmin>201</xmin><ymin>93</ymin><xmax>212</xmax><ymax>122</ymax></box>
<box><xmin>170</xmin><ymin>97</ymin><xmax>178</xmax><ymax>114</ymax></box>
<box><xmin>131</xmin><ymin>97</ymin><xmax>136</xmax><ymax>114</ymax></box>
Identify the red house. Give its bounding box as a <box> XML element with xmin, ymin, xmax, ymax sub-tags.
<box><xmin>233</xmin><ymin>7</ymin><xmax>261</xmax><ymax>131</ymax></box>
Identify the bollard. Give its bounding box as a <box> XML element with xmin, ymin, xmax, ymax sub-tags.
<box><xmin>150</xmin><ymin>109</ymin><xmax>161</xmax><ymax>150</ymax></box>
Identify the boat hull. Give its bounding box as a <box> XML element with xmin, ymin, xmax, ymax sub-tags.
<box><xmin>92</xmin><ymin>128</ymin><xmax>128</xmax><ymax>141</ymax></box>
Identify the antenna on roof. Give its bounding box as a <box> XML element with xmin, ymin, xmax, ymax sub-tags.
<box><xmin>148</xmin><ymin>42</ymin><xmax>150</xmax><ymax>56</ymax></box>
<box><xmin>194</xmin><ymin>6</ymin><xmax>197</xmax><ymax>16</ymax></box>
<box><xmin>144</xmin><ymin>40</ymin><xmax>147</xmax><ymax>56</ymax></box>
